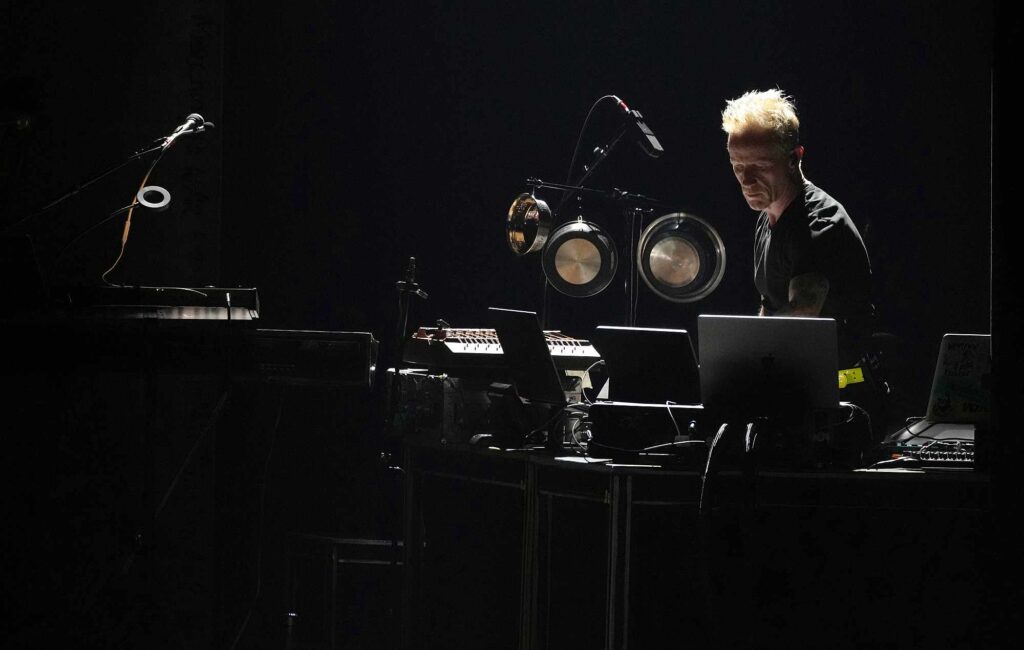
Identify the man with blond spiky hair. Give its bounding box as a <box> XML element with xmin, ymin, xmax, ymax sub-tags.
<box><xmin>722</xmin><ymin>89</ymin><xmax>873</xmax><ymax>368</ymax></box>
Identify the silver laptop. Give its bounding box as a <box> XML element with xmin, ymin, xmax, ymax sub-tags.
<box><xmin>697</xmin><ymin>314</ymin><xmax>839</xmax><ymax>416</ymax></box>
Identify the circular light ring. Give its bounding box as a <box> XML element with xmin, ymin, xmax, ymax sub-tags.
<box><xmin>542</xmin><ymin>220</ymin><xmax>618</xmax><ymax>298</ymax></box>
<box><xmin>507</xmin><ymin>193</ymin><xmax>552</xmax><ymax>255</ymax></box>
<box><xmin>137</xmin><ymin>185</ymin><xmax>171</xmax><ymax>211</ymax></box>
<box><xmin>636</xmin><ymin>212</ymin><xmax>726</xmax><ymax>303</ymax></box>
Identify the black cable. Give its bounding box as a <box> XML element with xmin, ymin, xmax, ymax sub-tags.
<box><xmin>586</xmin><ymin>439</ymin><xmax>706</xmax><ymax>456</ymax></box>
<box><xmin>694</xmin><ymin>422</ymin><xmax>724</xmax><ymax>645</ymax></box>
<box><xmin>627</xmin><ymin>209</ymin><xmax>644</xmax><ymax>325</ymax></box>
<box><xmin>540</xmin><ymin>274</ymin><xmax>550</xmax><ymax>330</ymax></box>
<box><xmin>891</xmin><ymin>419</ymin><xmax>939</xmax><ymax>439</ymax></box>
<box><xmin>624</xmin><ymin>210</ymin><xmax>633</xmax><ymax>325</ymax></box>
<box><xmin>118</xmin><ymin>387</ymin><xmax>231</xmax><ymax>575</ymax></box>
<box><xmin>441</xmin><ymin>375</ymin><xmax>468</xmax><ymax>434</ymax></box>
<box><xmin>555</xmin><ymin>94</ymin><xmax>624</xmax><ymax>218</ymax></box>
<box><xmin>577</xmin><ymin>400</ymin><xmax>703</xmax><ymax>459</ymax></box>
<box><xmin>85</xmin><ymin>384</ymin><xmax>232</xmax><ymax>644</ymax></box>
<box><xmin>637</xmin><ymin>440</ymin><xmax>707</xmax><ymax>453</ymax></box>
<box><xmin>153</xmin><ymin>388</ymin><xmax>231</xmax><ymax>520</ymax></box>
<box><xmin>920</xmin><ymin>438</ymin><xmax>975</xmax><ymax>449</ymax></box>
<box><xmin>45</xmin><ymin>201</ymin><xmax>138</xmax><ymax>287</ymax></box>
<box><xmin>579</xmin><ymin>359</ymin><xmax>606</xmax><ymax>405</ymax></box>
<box><xmin>568</xmin><ymin>428</ymin><xmax>587</xmax><ymax>455</ymax></box>
<box><xmin>744</xmin><ymin>420</ymin><xmax>758</xmax><ymax>454</ymax></box>
<box><xmin>905</xmin><ymin>416</ymin><xmax>926</xmax><ymax>425</ymax></box>
<box><xmin>663</xmin><ymin>400</ymin><xmax>684</xmax><ymax>439</ymax></box>
<box><xmin>227</xmin><ymin>385</ymin><xmax>286</xmax><ymax>650</ymax></box>
<box><xmin>564</xmin><ymin>95</ymin><xmax>620</xmax><ymax>188</ymax></box>
<box><xmin>911</xmin><ymin>434</ymin><xmax>975</xmax><ymax>443</ymax></box>
<box><xmin>369</xmin><ymin>433</ymin><xmax>406</xmax><ymax>643</ymax></box>
<box><xmin>864</xmin><ymin>456</ymin><xmax>924</xmax><ymax>469</ymax></box>
<box><xmin>1</xmin><ymin>142</ymin><xmax>165</xmax><ymax>236</ymax></box>
<box><xmin>741</xmin><ymin>421</ymin><xmax>760</xmax><ymax>511</ymax></box>
<box><xmin>832</xmin><ymin>401</ymin><xmax>872</xmax><ymax>433</ymax></box>
<box><xmin>698</xmin><ymin>423</ymin><xmax>731</xmax><ymax>517</ymax></box>
<box><xmin>101</xmin><ymin>145</ymin><xmax>169</xmax><ymax>286</ymax></box>
<box><xmin>522</xmin><ymin>406</ymin><xmax>566</xmax><ymax>446</ymax></box>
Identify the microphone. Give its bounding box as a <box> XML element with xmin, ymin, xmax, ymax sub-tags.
<box><xmin>162</xmin><ymin>113</ymin><xmax>214</xmax><ymax>150</ymax></box>
<box><xmin>171</xmin><ymin>113</ymin><xmax>205</xmax><ymax>136</ymax></box>
<box><xmin>613</xmin><ymin>97</ymin><xmax>664</xmax><ymax>158</ymax></box>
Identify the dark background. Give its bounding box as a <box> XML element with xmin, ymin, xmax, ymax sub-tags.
<box><xmin>2</xmin><ymin>1</ymin><xmax>1009</xmax><ymax>648</ymax></box>
<box><xmin>3</xmin><ymin>0</ymin><xmax>994</xmax><ymax>412</ymax></box>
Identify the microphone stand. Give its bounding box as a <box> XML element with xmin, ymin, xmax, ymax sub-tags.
<box><xmin>525</xmin><ymin>177</ymin><xmax>609</xmax><ymax>196</ymax></box>
<box><xmin>380</xmin><ymin>257</ymin><xmax>427</xmax><ymax>594</ymax></box>
<box><xmin>385</xmin><ymin>256</ymin><xmax>428</xmax><ymax>440</ymax></box>
<box><xmin>3</xmin><ymin>120</ymin><xmax>210</xmax><ymax>236</ymax></box>
<box><xmin>607</xmin><ymin>189</ymin><xmax>674</xmax><ymax>326</ymax></box>
<box><xmin>553</xmin><ymin>122</ymin><xmax>629</xmax><ymax>220</ymax></box>
<box><xmin>2</xmin><ymin>141</ymin><xmax>165</xmax><ymax>235</ymax></box>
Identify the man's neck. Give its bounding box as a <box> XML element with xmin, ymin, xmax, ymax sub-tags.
<box><xmin>765</xmin><ymin>176</ymin><xmax>804</xmax><ymax>226</ymax></box>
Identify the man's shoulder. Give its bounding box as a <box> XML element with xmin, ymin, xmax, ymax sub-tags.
<box><xmin>802</xmin><ymin>180</ymin><xmax>852</xmax><ymax>231</ymax></box>
<box><xmin>803</xmin><ymin>180</ymin><xmax>846</xmax><ymax>215</ymax></box>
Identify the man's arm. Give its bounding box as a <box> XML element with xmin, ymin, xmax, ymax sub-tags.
<box><xmin>778</xmin><ymin>271</ymin><xmax>829</xmax><ymax>316</ymax></box>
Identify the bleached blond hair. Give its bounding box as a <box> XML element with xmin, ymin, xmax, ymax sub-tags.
<box><xmin>721</xmin><ymin>89</ymin><xmax>801</xmax><ymax>157</ymax></box>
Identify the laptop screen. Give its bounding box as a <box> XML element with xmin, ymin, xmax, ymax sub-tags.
<box><xmin>697</xmin><ymin>314</ymin><xmax>839</xmax><ymax>416</ymax></box>
<box><xmin>924</xmin><ymin>333</ymin><xmax>991</xmax><ymax>424</ymax></box>
<box><xmin>590</xmin><ymin>325</ymin><xmax>700</xmax><ymax>404</ymax></box>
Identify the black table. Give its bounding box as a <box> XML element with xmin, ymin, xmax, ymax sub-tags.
<box><xmin>401</xmin><ymin>440</ymin><xmax>994</xmax><ymax>649</ymax></box>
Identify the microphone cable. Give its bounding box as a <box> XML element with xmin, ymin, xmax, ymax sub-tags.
<box><xmin>100</xmin><ymin>146</ymin><xmax>167</xmax><ymax>286</ymax></box>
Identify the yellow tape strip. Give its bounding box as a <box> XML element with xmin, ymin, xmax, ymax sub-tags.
<box><xmin>838</xmin><ymin>367</ymin><xmax>865</xmax><ymax>389</ymax></box>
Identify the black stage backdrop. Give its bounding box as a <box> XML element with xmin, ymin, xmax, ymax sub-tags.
<box><xmin>3</xmin><ymin>0</ymin><xmax>994</xmax><ymax>415</ymax></box>
<box><xmin>3</xmin><ymin>1</ymin><xmax>1011</xmax><ymax>649</ymax></box>
<box><xmin>218</xmin><ymin>0</ymin><xmax>993</xmax><ymax>416</ymax></box>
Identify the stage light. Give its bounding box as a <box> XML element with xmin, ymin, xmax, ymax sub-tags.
<box><xmin>636</xmin><ymin>213</ymin><xmax>725</xmax><ymax>303</ymax></box>
<box><xmin>542</xmin><ymin>220</ymin><xmax>618</xmax><ymax>298</ymax></box>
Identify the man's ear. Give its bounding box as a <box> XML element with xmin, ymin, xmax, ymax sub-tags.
<box><xmin>790</xmin><ymin>144</ymin><xmax>805</xmax><ymax>169</ymax></box>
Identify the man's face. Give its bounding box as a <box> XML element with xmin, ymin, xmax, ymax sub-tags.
<box><xmin>727</xmin><ymin>129</ymin><xmax>797</xmax><ymax>215</ymax></box>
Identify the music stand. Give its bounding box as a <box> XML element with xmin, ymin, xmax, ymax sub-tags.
<box><xmin>487</xmin><ymin>307</ymin><xmax>568</xmax><ymax>449</ymax></box>
<box><xmin>489</xmin><ymin>307</ymin><xmax>567</xmax><ymax>407</ymax></box>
